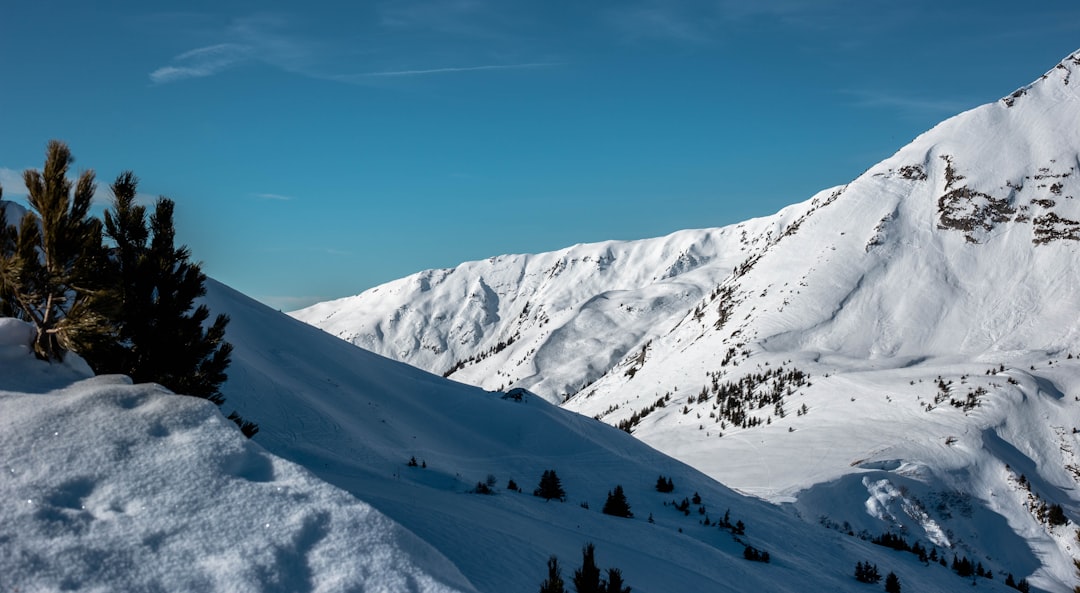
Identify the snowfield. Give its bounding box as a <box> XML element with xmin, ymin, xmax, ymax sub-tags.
<box><xmin>292</xmin><ymin>49</ymin><xmax>1080</xmax><ymax>592</ymax></box>
<box><xmin>1</xmin><ymin>283</ymin><xmax>1036</xmax><ymax>592</ymax></box>
<box><xmin>0</xmin><ymin>319</ymin><xmax>475</xmax><ymax>593</ymax></box>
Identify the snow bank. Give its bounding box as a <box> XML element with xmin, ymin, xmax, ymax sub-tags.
<box><xmin>0</xmin><ymin>318</ymin><xmax>475</xmax><ymax>593</ymax></box>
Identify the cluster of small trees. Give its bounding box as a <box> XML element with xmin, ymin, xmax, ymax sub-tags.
<box><xmin>1004</xmin><ymin>573</ymin><xmax>1031</xmax><ymax>592</ymax></box>
<box><xmin>654</xmin><ymin>475</ymin><xmax>674</xmax><ymax>493</ymax></box>
<box><xmin>539</xmin><ymin>544</ymin><xmax>630</xmax><ymax>593</ymax></box>
<box><xmin>0</xmin><ymin>141</ymin><xmax>254</xmax><ymax>435</ymax></box>
<box><xmin>854</xmin><ymin>561</ymin><xmax>880</xmax><ymax>583</ymax></box>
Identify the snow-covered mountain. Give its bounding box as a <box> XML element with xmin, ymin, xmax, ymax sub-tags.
<box><xmin>292</xmin><ymin>49</ymin><xmax>1080</xmax><ymax>591</ymax></box>
<box><xmin>5</xmin><ymin>280</ymin><xmax>1023</xmax><ymax>593</ymax></box>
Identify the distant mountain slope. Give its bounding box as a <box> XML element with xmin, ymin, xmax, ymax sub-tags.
<box><xmin>201</xmin><ymin>280</ymin><xmax>1030</xmax><ymax>593</ymax></box>
<box><xmin>292</xmin><ymin>199</ymin><xmax>819</xmax><ymax>403</ymax></box>
<box><xmin>291</xmin><ymin>49</ymin><xmax>1080</xmax><ymax>591</ymax></box>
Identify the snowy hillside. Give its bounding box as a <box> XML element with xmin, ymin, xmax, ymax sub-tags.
<box><xmin>0</xmin><ymin>319</ymin><xmax>473</xmax><ymax>593</ymax></box>
<box><xmin>292</xmin><ymin>199</ymin><xmax>816</xmax><ymax>403</ymax></box>
<box><xmin>3</xmin><ymin>280</ymin><xmax>1029</xmax><ymax>592</ymax></box>
<box><xmin>292</xmin><ymin>49</ymin><xmax>1080</xmax><ymax>591</ymax></box>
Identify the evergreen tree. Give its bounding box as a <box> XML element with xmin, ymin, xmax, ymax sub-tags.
<box><xmin>604</xmin><ymin>568</ymin><xmax>630</xmax><ymax>593</ymax></box>
<box><xmin>1048</xmin><ymin>503</ymin><xmax>1068</xmax><ymax>526</ymax></box>
<box><xmin>539</xmin><ymin>555</ymin><xmax>565</xmax><ymax>593</ymax></box>
<box><xmin>573</xmin><ymin>543</ymin><xmax>604</xmax><ymax>593</ymax></box>
<box><xmin>91</xmin><ymin>172</ymin><xmax>233</xmax><ymax>404</ymax></box>
<box><xmin>535</xmin><ymin>469</ymin><xmax>566</xmax><ymax>501</ymax></box>
<box><xmin>0</xmin><ymin>141</ymin><xmax>113</xmax><ymax>361</ymax></box>
<box><xmin>602</xmin><ymin>485</ymin><xmax>633</xmax><ymax>518</ymax></box>
<box><xmin>655</xmin><ymin>475</ymin><xmax>674</xmax><ymax>493</ymax></box>
<box><xmin>855</xmin><ymin>561</ymin><xmax>881</xmax><ymax>583</ymax></box>
<box><xmin>884</xmin><ymin>571</ymin><xmax>901</xmax><ymax>593</ymax></box>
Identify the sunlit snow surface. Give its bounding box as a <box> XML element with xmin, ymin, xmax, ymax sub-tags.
<box><xmin>292</xmin><ymin>50</ymin><xmax>1080</xmax><ymax>591</ymax></box>
<box><xmin>0</xmin><ymin>318</ymin><xmax>474</xmax><ymax>593</ymax></box>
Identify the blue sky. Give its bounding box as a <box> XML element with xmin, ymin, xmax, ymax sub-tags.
<box><xmin>1</xmin><ymin>1</ymin><xmax>1078</xmax><ymax>310</ymax></box>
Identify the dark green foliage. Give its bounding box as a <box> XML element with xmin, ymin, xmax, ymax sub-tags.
<box><xmin>952</xmin><ymin>555</ymin><xmax>974</xmax><ymax>577</ymax></box>
<box><xmin>1017</xmin><ymin>578</ymin><xmax>1031</xmax><ymax>593</ymax></box>
<box><xmin>1006</xmin><ymin>573</ymin><xmax>1016</xmax><ymax>587</ymax></box>
<box><xmin>1048</xmin><ymin>503</ymin><xmax>1068</xmax><ymax>526</ymax></box>
<box><xmin>0</xmin><ymin>143</ymin><xmax>255</xmax><ymax>436</ymax></box>
<box><xmin>604</xmin><ymin>568</ymin><xmax>631</xmax><ymax>593</ymax></box>
<box><xmin>743</xmin><ymin>546</ymin><xmax>770</xmax><ymax>563</ymax></box>
<box><xmin>602</xmin><ymin>485</ymin><xmax>632</xmax><ymax>518</ymax></box>
<box><xmin>535</xmin><ymin>469</ymin><xmax>566</xmax><ymax>501</ymax></box>
<box><xmin>675</xmin><ymin>497</ymin><xmax>690</xmax><ymax>514</ymax></box>
<box><xmin>884</xmin><ymin>572</ymin><xmax>901</xmax><ymax>593</ymax></box>
<box><xmin>507</xmin><ymin>479</ymin><xmax>519</xmax><ymax>491</ymax></box>
<box><xmin>733</xmin><ymin>520</ymin><xmax>745</xmax><ymax>535</ymax></box>
<box><xmin>92</xmin><ymin>173</ymin><xmax>232</xmax><ymax>404</ymax></box>
<box><xmin>854</xmin><ymin>561</ymin><xmax>880</xmax><ymax>583</ymax></box>
<box><xmin>572</xmin><ymin>544</ymin><xmax>603</xmax><ymax>593</ymax></box>
<box><xmin>871</xmin><ymin>532</ymin><xmax>910</xmax><ymax>552</ymax></box>
<box><xmin>408</xmin><ymin>456</ymin><xmax>418</xmax><ymax>467</ymax></box>
<box><xmin>540</xmin><ymin>544</ymin><xmax>631</xmax><ymax>593</ymax></box>
<box><xmin>539</xmin><ymin>556</ymin><xmax>565</xmax><ymax>593</ymax></box>
<box><xmin>473</xmin><ymin>481</ymin><xmax>493</xmax><ymax>495</ymax></box>
<box><xmin>655</xmin><ymin>475</ymin><xmax>674</xmax><ymax>493</ymax></box>
<box><xmin>227</xmin><ymin>411</ymin><xmax>259</xmax><ymax>438</ymax></box>
<box><xmin>0</xmin><ymin>141</ymin><xmax>114</xmax><ymax>361</ymax></box>
<box><xmin>691</xmin><ymin>491</ymin><xmax>701</xmax><ymax>505</ymax></box>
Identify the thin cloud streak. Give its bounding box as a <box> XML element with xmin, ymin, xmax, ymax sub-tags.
<box><xmin>150</xmin><ymin>43</ymin><xmax>251</xmax><ymax>84</ymax></box>
<box><xmin>363</xmin><ymin>62</ymin><xmax>558</xmax><ymax>77</ymax></box>
<box><xmin>253</xmin><ymin>192</ymin><xmax>295</xmax><ymax>201</ymax></box>
<box><xmin>0</xmin><ymin>167</ymin><xmax>27</xmax><ymax>196</ymax></box>
<box><xmin>843</xmin><ymin>89</ymin><xmax>974</xmax><ymax>116</ymax></box>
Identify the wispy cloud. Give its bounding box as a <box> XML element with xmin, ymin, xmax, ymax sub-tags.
<box><xmin>253</xmin><ymin>192</ymin><xmax>295</xmax><ymax>201</ymax></box>
<box><xmin>362</xmin><ymin>62</ymin><xmax>556</xmax><ymax>77</ymax></box>
<box><xmin>151</xmin><ymin>43</ymin><xmax>252</xmax><ymax>84</ymax></box>
<box><xmin>607</xmin><ymin>6</ymin><xmax>715</xmax><ymax>44</ymax></box>
<box><xmin>0</xmin><ymin>167</ymin><xmax>26</xmax><ymax>196</ymax></box>
<box><xmin>148</xmin><ymin>14</ymin><xmax>321</xmax><ymax>84</ymax></box>
<box><xmin>149</xmin><ymin>10</ymin><xmax>556</xmax><ymax>85</ymax></box>
<box><xmin>843</xmin><ymin>89</ymin><xmax>973</xmax><ymax>117</ymax></box>
<box><xmin>606</xmin><ymin>0</ymin><xmax>862</xmax><ymax>45</ymax></box>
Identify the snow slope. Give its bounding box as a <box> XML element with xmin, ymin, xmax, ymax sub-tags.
<box><xmin>291</xmin><ymin>207</ymin><xmax>809</xmax><ymax>402</ymax></box>
<box><xmin>292</xmin><ymin>49</ymin><xmax>1080</xmax><ymax>591</ymax></box>
<box><xmin>3</xmin><ymin>280</ymin><xmax>1027</xmax><ymax>592</ymax></box>
<box><xmin>207</xmin><ymin>279</ymin><xmax>1046</xmax><ymax>593</ymax></box>
<box><xmin>0</xmin><ymin>318</ymin><xmax>474</xmax><ymax>593</ymax></box>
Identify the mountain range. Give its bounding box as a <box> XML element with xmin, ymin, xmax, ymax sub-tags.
<box><xmin>291</xmin><ymin>49</ymin><xmax>1080</xmax><ymax>591</ymax></box>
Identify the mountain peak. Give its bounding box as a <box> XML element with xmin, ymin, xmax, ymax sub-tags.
<box><xmin>1002</xmin><ymin>47</ymin><xmax>1080</xmax><ymax>107</ymax></box>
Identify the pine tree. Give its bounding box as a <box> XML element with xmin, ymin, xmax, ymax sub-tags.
<box><xmin>91</xmin><ymin>172</ymin><xmax>233</xmax><ymax>404</ymax></box>
<box><xmin>655</xmin><ymin>475</ymin><xmax>674</xmax><ymax>493</ymax></box>
<box><xmin>573</xmin><ymin>543</ymin><xmax>604</xmax><ymax>593</ymax></box>
<box><xmin>604</xmin><ymin>568</ymin><xmax>631</xmax><ymax>593</ymax></box>
<box><xmin>535</xmin><ymin>469</ymin><xmax>566</xmax><ymax>501</ymax></box>
<box><xmin>884</xmin><ymin>571</ymin><xmax>901</xmax><ymax>593</ymax></box>
<box><xmin>602</xmin><ymin>485</ymin><xmax>633</xmax><ymax>518</ymax></box>
<box><xmin>0</xmin><ymin>141</ymin><xmax>113</xmax><ymax>361</ymax></box>
<box><xmin>539</xmin><ymin>555</ymin><xmax>565</xmax><ymax>593</ymax></box>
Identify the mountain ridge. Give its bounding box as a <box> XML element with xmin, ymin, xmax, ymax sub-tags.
<box><xmin>292</xmin><ymin>48</ymin><xmax>1080</xmax><ymax>591</ymax></box>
